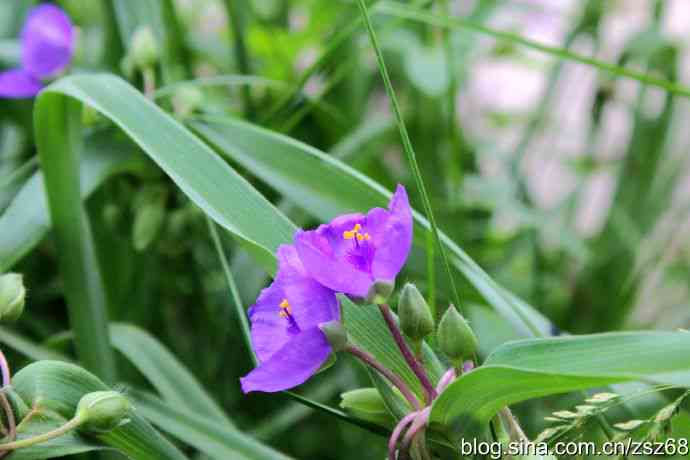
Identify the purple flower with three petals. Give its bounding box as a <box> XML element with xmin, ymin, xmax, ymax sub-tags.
<box><xmin>0</xmin><ymin>5</ymin><xmax>74</xmax><ymax>99</ymax></box>
<box><xmin>295</xmin><ymin>185</ymin><xmax>413</xmax><ymax>298</ymax></box>
<box><xmin>240</xmin><ymin>245</ymin><xmax>340</xmax><ymax>393</ymax></box>
<box><xmin>241</xmin><ymin>185</ymin><xmax>413</xmax><ymax>393</ymax></box>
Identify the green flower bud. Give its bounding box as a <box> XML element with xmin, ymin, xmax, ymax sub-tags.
<box><xmin>131</xmin><ymin>27</ymin><xmax>159</xmax><ymax>70</ymax></box>
<box><xmin>437</xmin><ymin>304</ymin><xmax>477</xmax><ymax>366</ymax></box>
<box><xmin>398</xmin><ymin>283</ymin><xmax>434</xmax><ymax>342</ymax></box>
<box><xmin>366</xmin><ymin>280</ymin><xmax>394</xmax><ymax>305</ymax></box>
<box><xmin>172</xmin><ymin>85</ymin><xmax>204</xmax><ymax>118</ymax></box>
<box><xmin>77</xmin><ymin>391</ymin><xmax>130</xmax><ymax>433</ymax></box>
<box><xmin>318</xmin><ymin>320</ymin><xmax>348</xmax><ymax>352</ymax></box>
<box><xmin>0</xmin><ymin>273</ymin><xmax>26</xmax><ymax>322</ymax></box>
<box><xmin>340</xmin><ymin>388</ymin><xmax>394</xmax><ymax>427</ymax></box>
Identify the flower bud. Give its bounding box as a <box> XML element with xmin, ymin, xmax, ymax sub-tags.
<box><xmin>77</xmin><ymin>391</ymin><xmax>130</xmax><ymax>433</ymax></box>
<box><xmin>437</xmin><ymin>304</ymin><xmax>477</xmax><ymax>366</ymax></box>
<box><xmin>318</xmin><ymin>320</ymin><xmax>348</xmax><ymax>352</ymax></box>
<box><xmin>398</xmin><ymin>283</ymin><xmax>434</xmax><ymax>342</ymax></box>
<box><xmin>172</xmin><ymin>85</ymin><xmax>204</xmax><ymax>118</ymax></box>
<box><xmin>131</xmin><ymin>27</ymin><xmax>159</xmax><ymax>70</ymax></box>
<box><xmin>366</xmin><ymin>280</ymin><xmax>394</xmax><ymax>305</ymax></box>
<box><xmin>340</xmin><ymin>388</ymin><xmax>393</xmax><ymax>426</ymax></box>
<box><xmin>0</xmin><ymin>273</ymin><xmax>26</xmax><ymax>322</ymax></box>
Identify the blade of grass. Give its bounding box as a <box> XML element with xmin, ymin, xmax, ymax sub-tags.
<box><xmin>34</xmin><ymin>97</ymin><xmax>117</xmax><ymax>382</ymax></box>
<box><xmin>223</xmin><ymin>0</ymin><xmax>254</xmax><ymax>118</ymax></box>
<box><xmin>379</xmin><ymin>1</ymin><xmax>690</xmax><ymax>100</ymax></box>
<box><xmin>207</xmin><ymin>218</ymin><xmax>255</xmax><ymax>365</ymax></box>
<box><xmin>355</xmin><ymin>0</ymin><xmax>463</xmax><ymax>318</ymax></box>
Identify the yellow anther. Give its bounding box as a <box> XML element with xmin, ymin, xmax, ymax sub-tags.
<box><xmin>344</xmin><ymin>223</ymin><xmax>369</xmax><ymax>241</ymax></box>
<box><xmin>279</xmin><ymin>298</ymin><xmax>293</xmax><ymax>316</ymax></box>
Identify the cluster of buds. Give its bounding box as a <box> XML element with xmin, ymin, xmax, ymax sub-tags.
<box><xmin>330</xmin><ymin>281</ymin><xmax>479</xmax><ymax>460</ymax></box>
<box><xmin>397</xmin><ymin>283</ymin><xmax>478</xmax><ymax>368</ymax></box>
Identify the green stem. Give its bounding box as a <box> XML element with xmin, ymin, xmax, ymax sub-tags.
<box><xmin>356</xmin><ymin>0</ymin><xmax>463</xmax><ymax>313</ymax></box>
<box><xmin>224</xmin><ymin>0</ymin><xmax>255</xmax><ymax>118</ymax></box>
<box><xmin>206</xmin><ymin>218</ymin><xmax>256</xmax><ymax>365</ymax></box>
<box><xmin>0</xmin><ymin>416</ymin><xmax>84</xmax><ymax>451</ymax></box>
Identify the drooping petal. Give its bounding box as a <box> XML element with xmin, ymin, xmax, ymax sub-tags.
<box><xmin>21</xmin><ymin>4</ymin><xmax>74</xmax><ymax>79</ymax></box>
<box><xmin>248</xmin><ymin>244</ymin><xmax>338</xmax><ymax>363</ymax></box>
<box><xmin>240</xmin><ymin>327</ymin><xmax>331</xmax><ymax>393</ymax></box>
<box><xmin>369</xmin><ymin>184</ymin><xmax>413</xmax><ymax>282</ymax></box>
<box><xmin>0</xmin><ymin>68</ymin><xmax>43</xmax><ymax>98</ymax></box>
<box><xmin>295</xmin><ymin>229</ymin><xmax>373</xmax><ymax>297</ymax></box>
<box><xmin>247</xmin><ymin>276</ymin><xmax>294</xmax><ymax>364</ymax></box>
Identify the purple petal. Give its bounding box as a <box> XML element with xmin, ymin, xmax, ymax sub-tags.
<box><xmin>0</xmin><ymin>68</ymin><xmax>43</xmax><ymax>98</ymax></box>
<box><xmin>277</xmin><ymin>245</ymin><xmax>340</xmax><ymax>328</ymax></box>
<box><xmin>240</xmin><ymin>327</ymin><xmax>331</xmax><ymax>393</ymax></box>
<box><xmin>369</xmin><ymin>184</ymin><xmax>413</xmax><ymax>282</ymax></box>
<box><xmin>248</xmin><ymin>245</ymin><xmax>338</xmax><ymax>363</ymax></box>
<box><xmin>295</xmin><ymin>229</ymin><xmax>374</xmax><ymax>297</ymax></box>
<box><xmin>21</xmin><ymin>5</ymin><xmax>74</xmax><ymax>79</ymax></box>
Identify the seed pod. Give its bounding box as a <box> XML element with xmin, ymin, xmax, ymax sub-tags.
<box><xmin>437</xmin><ymin>304</ymin><xmax>477</xmax><ymax>366</ymax></box>
<box><xmin>0</xmin><ymin>273</ymin><xmax>26</xmax><ymax>322</ymax></box>
<box><xmin>77</xmin><ymin>391</ymin><xmax>131</xmax><ymax>433</ymax></box>
<box><xmin>398</xmin><ymin>283</ymin><xmax>434</xmax><ymax>342</ymax></box>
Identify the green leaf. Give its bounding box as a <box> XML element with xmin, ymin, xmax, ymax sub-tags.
<box><xmin>0</xmin><ymin>326</ymin><xmax>71</xmax><ymax>362</ymax></box>
<box><xmin>0</xmin><ymin>131</ymin><xmax>142</xmax><ymax>272</ymax></box>
<box><xmin>430</xmin><ymin>332</ymin><xmax>690</xmax><ymax>440</ymax></box>
<box><xmin>37</xmin><ymin>73</ymin><xmax>295</xmax><ymax>272</ymax></box>
<box><xmin>190</xmin><ymin>116</ymin><xmax>551</xmax><ymax>337</ymax></box>
<box><xmin>109</xmin><ymin>323</ymin><xmax>234</xmax><ymax>429</ymax></box>
<box><xmin>11</xmin><ymin>361</ymin><xmax>188</xmax><ymax>460</ymax></box>
<box><xmin>130</xmin><ymin>390</ymin><xmax>292</xmax><ymax>460</ymax></box>
<box><xmin>35</xmin><ymin>95</ymin><xmax>116</xmax><ymax>381</ymax></box>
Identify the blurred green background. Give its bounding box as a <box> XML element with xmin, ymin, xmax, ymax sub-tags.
<box><xmin>2</xmin><ymin>0</ymin><xmax>690</xmax><ymax>458</ymax></box>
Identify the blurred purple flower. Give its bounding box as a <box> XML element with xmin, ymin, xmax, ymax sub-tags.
<box><xmin>295</xmin><ymin>185</ymin><xmax>413</xmax><ymax>298</ymax></box>
<box><xmin>240</xmin><ymin>245</ymin><xmax>340</xmax><ymax>393</ymax></box>
<box><xmin>0</xmin><ymin>4</ymin><xmax>74</xmax><ymax>99</ymax></box>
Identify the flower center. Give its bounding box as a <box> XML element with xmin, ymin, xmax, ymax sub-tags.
<box><xmin>343</xmin><ymin>223</ymin><xmax>370</xmax><ymax>243</ymax></box>
<box><xmin>278</xmin><ymin>298</ymin><xmax>300</xmax><ymax>334</ymax></box>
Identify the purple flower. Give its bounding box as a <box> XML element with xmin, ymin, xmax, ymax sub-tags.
<box><xmin>295</xmin><ymin>185</ymin><xmax>413</xmax><ymax>298</ymax></box>
<box><xmin>240</xmin><ymin>244</ymin><xmax>340</xmax><ymax>393</ymax></box>
<box><xmin>0</xmin><ymin>5</ymin><xmax>74</xmax><ymax>99</ymax></box>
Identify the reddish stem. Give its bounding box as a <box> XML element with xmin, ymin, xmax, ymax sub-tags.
<box><xmin>378</xmin><ymin>304</ymin><xmax>437</xmax><ymax>403</ymax></box>
<box><xmin>345</xmin><ymin>344</ymin><xmax>420</xmax><ymax>411</ymax></box>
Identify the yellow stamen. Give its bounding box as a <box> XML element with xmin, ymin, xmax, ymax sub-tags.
<box><xmin>279</xmin><ymin>298</ymin><xmax>292</xmax><ymax>316</ymax></box>
<box><xmin>343</xmin><ymin>223</ymin><xmax>369</xmax><ymax>242</ymax></box>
